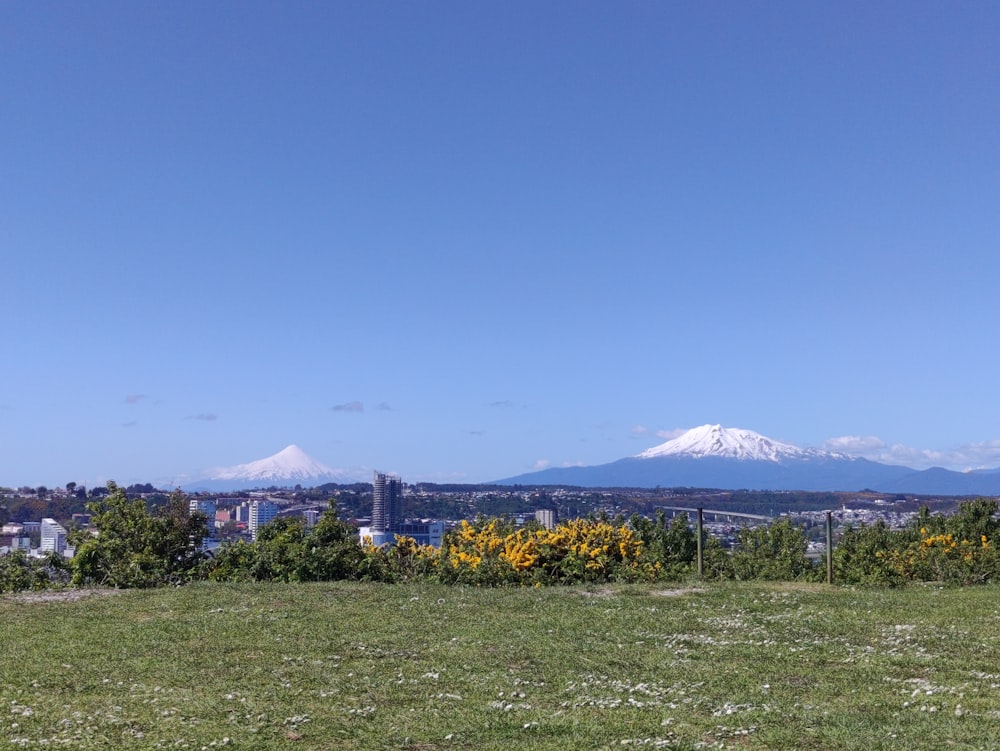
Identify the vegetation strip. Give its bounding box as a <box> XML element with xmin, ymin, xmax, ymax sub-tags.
<box><xmin>4</xmin><ymin>484</ymin><xmax>1000</xmax><ymax>590</ymax></box>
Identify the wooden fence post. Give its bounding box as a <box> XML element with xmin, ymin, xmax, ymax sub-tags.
<box><xmin>697</xmin><ymin>507</ymin><xmax>704</xmax><ymax>579</ymax></box>
<box><xmin>826</xmin><ymin>510</ymin><xmax>833</xmax><ymax>585</ymax></box>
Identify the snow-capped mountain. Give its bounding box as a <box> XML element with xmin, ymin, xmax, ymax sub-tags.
<box><xmin>637</xmin><ymin>424</ymin><xmax>827</xmax><ymax>462</ymax></box>
<box><xmin>185</xmin><ymin>445</ymin><xmax>360</xmax><ymax>491</ymax></box>
<box><xmin>493</xmin><ymin>425</ymin><xmax>1000</xmax><ymax>495</ymax></box>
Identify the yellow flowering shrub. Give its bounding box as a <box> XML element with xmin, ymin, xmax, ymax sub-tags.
<box><xmin>437</xmin><ymin>517</ymin><xmax>656</xmax><ymax>586</ymax></box>
<box><xmin>886</xmin><ymin>528</ymin><xmax>997</xmax><ymax>585</ymax></box>
<box><xmin>837</xmin><ymin>500</ymin><xmax>1000</xmax><ymax>587</ymax></box>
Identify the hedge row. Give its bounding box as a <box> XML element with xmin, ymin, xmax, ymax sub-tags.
<box><xmin>3</xmin><ymin>487</ymin><xmax>999</xmax><ymax>591</ymax></box>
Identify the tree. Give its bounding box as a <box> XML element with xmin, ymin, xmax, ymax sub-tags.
<box><xmin>71</xmin><ymin>482</ymin><xmax>207</xmax><ymax>588</ymax></box>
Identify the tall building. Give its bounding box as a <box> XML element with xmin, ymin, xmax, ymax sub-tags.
<box><xmin>359</xmin><ymin>473</ymin><xmax>444</xmax><ymax>548</ymax></box>
<box><xmin>187</xmin><ymin>499</ymin><xmax>218</xmax><ymax>550</ymax></box>
<box><xmin>371</xmin><ymin>471</ymin><xmax>402</xmax><ymax>535</ymax></box>
<box><xmin>189</xmin><ymin>499</ymin><xmax>217</xmax><ymax>538</ymax></box>
<box><xmin>248</xmin><ymin>499</ymin><xmax>279</xmax><ymax>540</ymax></box>
<box><xmin>535</xmin><ymin>508</ymin><xmax>557</xmax><ymax>530</ymax></box>
<box><xmin>40</xmin><ymin>518</ymin><xmax>68</xmax><ymax>555</ymax></box>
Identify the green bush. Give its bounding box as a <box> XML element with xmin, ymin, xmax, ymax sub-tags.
<box><xmin>834</xmin><ymin>520</ymin><xmax>908</xmax><ymax>586</ymax></box>
<box><xmin>630</xmin><ymin>511</ymin><xmax>697</xmax><ymax>580</ymax></box>
<box><xmin>71</xmin><ymin>483</ymin><xmax>207</xmax><ymax>588</ymax></box>
<box><xmin>731</xmin><ymin>518</ymin><xmax>817</xmax><ymax>581</ymax></box>
<box><xmin>832</xmin><ymin>500</ymin><xmax>1000</xmax><ymax>586</ymax></box>
<box><xmin>206</xmin><ymin>504</ymin><xmax>365</xmax><ymax>583</ymax></box>
<box><xmin>0</xmin><ymin>550</ymin><xmax>68</xmax><ymax>592</ymax></box>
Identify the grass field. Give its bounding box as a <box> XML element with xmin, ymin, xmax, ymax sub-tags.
<box><xmin>3</xmin><ymin>581</ymin><xmax>1000</xmax><ymax>750</ymax></box>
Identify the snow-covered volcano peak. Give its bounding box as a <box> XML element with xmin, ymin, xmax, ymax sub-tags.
<box><xmin>209</xmin><ymin>445</ymin><xmax>346</xmax><ymax>483</ymax></box>
<box><xmin>637</xmin><ymin>424</ymin><xmax>812</xmax><ymax>462</ymax></box>
<box><xmin>272</xmin><ymin>444</ymin><xmax>312</xmax><ymax>465</ymax></box>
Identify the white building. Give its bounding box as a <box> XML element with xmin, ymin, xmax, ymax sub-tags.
<box><xmin>189</xmin><ymin>499</ymin><xmax>218</xmax><ymax>538</ymax></box>
<box><xmin>535</xmin><ymin>509</ymin><xmax>557</xmax><ymax>530</ymax></box>
<box><xmin>359</xmin><ymin>519</ymin><xmax>444</xmax><ymax>548</ymax></box>
<box><xmin>249</xmin><ymin>499</ymin><xmax>279</xmax><ymax>540</ymax></box>
<box><xmin>1</xmin><ymin>522</ymin><xmax>31</xmax><ymax>553</ymax></box>
<box><xmin>40</xmin><ymin>518</ymin><xmax>68</xmax><ymax>555</ymax></box>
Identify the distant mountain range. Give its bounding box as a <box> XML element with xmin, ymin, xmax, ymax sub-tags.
<box><xmin>183</xmin><ymin>445</ymin><xmax>361</xmax><ymax>492</ymax></box>
<box><xmin>179</xmin><ymin>427</ymin><xmax>1000</xmax><ymax>496</ymax></box>
<box><xmin>493</xmin><ymin>424</ymin><xmax>1000</xmax><ymax>496</ymax></box>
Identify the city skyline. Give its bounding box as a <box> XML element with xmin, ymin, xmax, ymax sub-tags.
<box><xmin>3</xmin><ymin>3</ymin><xmax>999</xmax><ymax>487</ymax></box>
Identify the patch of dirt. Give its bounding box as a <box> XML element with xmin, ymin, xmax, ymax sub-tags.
<box><xmin>652</xmin><ymin>587</ymin><xmax>706</xmax><ymax>597</ymax></box>
<box><xmin>765</xmin><ymin>581</ymin><xmax>832</xmax><ymax>593</ymax></box>
<box><xmin>576</xmin><ymin>586</ymin><xmax>618</xmax><ymax>598</ymax></box>
<box><xmin>6</xmin><ymin>588</ymin><xmax>126</xmax><ymax>603</ymax></box>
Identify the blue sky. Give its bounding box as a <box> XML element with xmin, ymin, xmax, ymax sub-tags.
<box><xmin>3</xmin><ymin>2</ymin><xmax>999</xmax><ymax>487</ymax></box>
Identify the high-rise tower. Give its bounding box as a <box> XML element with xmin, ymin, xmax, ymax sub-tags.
<box><xmin>371</xmin><ymin>471</ymin><xmax>402</xmax><ymax>534</ymax></box>
<box><xmin>248</xmin><ymin>499</ymin><xmax>278</xmax><ymax>541</ymax></box>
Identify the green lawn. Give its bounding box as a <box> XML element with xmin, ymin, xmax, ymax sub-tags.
<box><xmin>3</xmin><ymin>581</ymin><xmax>1000</xmax><ymax>750</ymax></box>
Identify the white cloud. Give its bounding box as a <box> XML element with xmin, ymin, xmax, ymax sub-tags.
<box><xmin>655</xmin><ymin>428</ymin><xmax>687</xmax><ymax>441</ymax></box>
<box><xmin>823</xmin><ymin>435</ymin><xmax>1000</xmax><ymax>471</ymax></box>
<box><xmin>532</xmin><ymin>459</ymin><xmax>551</xmax><ymax>470</ymax></box>
<box><xmin>944</xmin><ymin>440</ymin><xmax>1000</xmax><ymax>471</ymax></box>
<box><xmin>631</xmin><ymin>425</ymin><xmax>649</xmax><ymax>437</ymax></box>
<box><xmin>821</xmin><ymin>435</ymin><xmax>886</xmax><ymax>454</ymax></box>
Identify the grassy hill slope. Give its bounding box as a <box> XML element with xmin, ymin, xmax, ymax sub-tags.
<box><xmin>3</xmin><ymin>581</ymin><xmax>1000</xmax><ymax>749</ymax></box>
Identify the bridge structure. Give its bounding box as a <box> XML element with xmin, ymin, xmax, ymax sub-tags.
<box><xmin>657</xmin><ymin>506</ymin><xmax>772</xmax><ymax>524</ymax></box>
